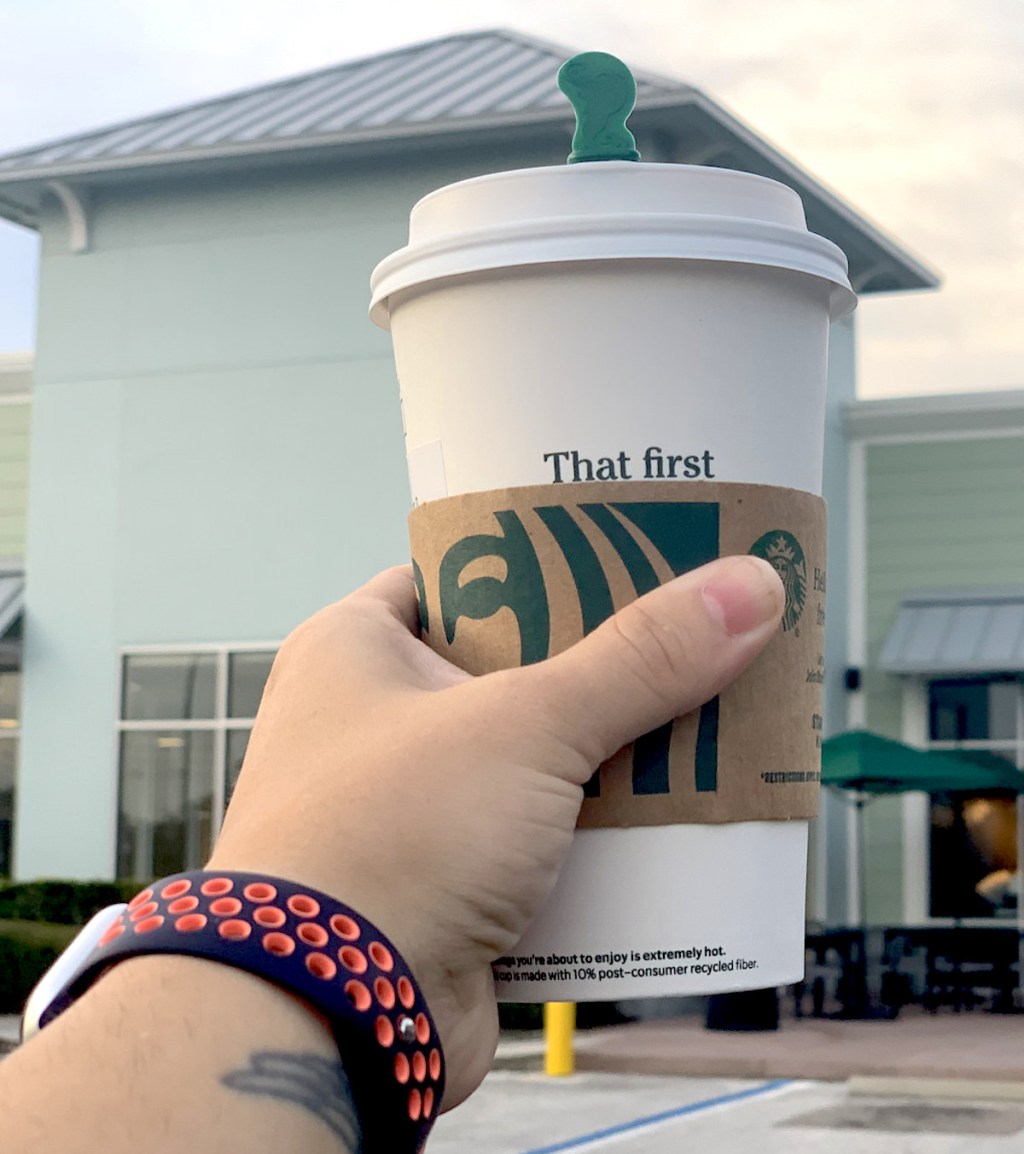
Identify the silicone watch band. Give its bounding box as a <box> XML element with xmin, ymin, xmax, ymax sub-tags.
<box><xmin>39</xmin><ymin>871</ymin><xmax>445</xmax><ymax>1153</ymax></box>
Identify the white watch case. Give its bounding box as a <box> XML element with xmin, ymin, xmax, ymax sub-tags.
<box><xmin>20</xmin><ymin>904</ymin><xmax>126</xmax><ymax>1043</ymax></box>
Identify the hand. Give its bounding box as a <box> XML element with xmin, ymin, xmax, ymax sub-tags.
<box><xmin>209</xmin><ymin>555</ymin><xmax>783</xmax><ymax>1107</ymax></box>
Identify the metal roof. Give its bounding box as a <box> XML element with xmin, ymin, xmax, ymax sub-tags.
<box><xmin>0</xmin><ymin>572</ymin><xmax>23</xmax><ymax>672</ymax></box>
<box><xmin>0</xmin><ymin>573</ymin><xmax>23</xmax><ymax>634</ymax></box>
<box><xmin>880</xmin><ymin>588</ymin><xmax>1024</xmax><ymax>674</ymax></box>
<box><xmin>0</xmin><ymin>29</ymin><xmax>939</xmax><ymax>293</ymax></box>
<box><xmin>0</xmin><ymin>31</ymin><xmax>677</xmax><ymax>177</ymax></box>
<box><xmin>845</xmin><ymin>389</ymin><xmax>1024</xmax><ymax>441</ymax></box>
<box><xmin>0</xmin><ymin>353</ymin><xmax>32</xmax><ymax>398</ymax></box>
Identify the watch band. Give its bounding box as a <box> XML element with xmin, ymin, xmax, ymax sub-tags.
<box><xmin>37</xmin><ymin>871</ymin><xmax>445</xmax><ymax>1153</ymax></box>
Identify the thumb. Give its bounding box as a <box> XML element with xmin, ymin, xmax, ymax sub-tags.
<box><xmin>524</xmin><ymin>555</ymin><xmax>784</xmax><ymax>774</ymax></box>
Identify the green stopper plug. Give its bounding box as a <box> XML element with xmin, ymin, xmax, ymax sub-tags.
<box><xmin>557</xmin><ymin>51</ymin><xmax>641</xmax><ymax>164</ymax></box>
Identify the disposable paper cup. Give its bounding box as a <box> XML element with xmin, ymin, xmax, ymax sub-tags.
<box><xmin>370</xmin><ymin>161</ymin><xmax>854</xmax><ymax>1002</ymax></box>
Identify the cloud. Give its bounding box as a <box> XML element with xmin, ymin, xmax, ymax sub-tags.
<box><xmin>633</xmin><ymin>0</ymin><xmax>1024</xmax><ymax>397</ymax></box>
<box><xmin>0</xmin><ymin>0</ymin><xmax>1020</xmax><ymax>395</ymax></box>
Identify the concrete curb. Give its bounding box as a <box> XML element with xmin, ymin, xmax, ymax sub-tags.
<box><xmin>492</xmin><ymin>1037</ymin><xmax>545</xmax><ymax>1071</ymax></box>
<box><xmin>557</xmin><ymin>1014</ymin><xmax>1024</xmax><ymax>1085</ymax></box>
<box><xmin>0</xmin><ymin>1016</ymin><xmax>20</xmax><ymax>1053</ymax></box>
<box><xmin>848</xmin><ymin>1076</ymin><xmax>1024</xmax><ymax>1103</ymax></box>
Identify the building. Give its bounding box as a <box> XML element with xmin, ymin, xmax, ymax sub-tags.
<box><xmin>0</xmin><ymin>30</ymin><xmax>955</xmax><ymax>918</ymax></box>
<box><xmin>842</xmin><ymin>390</ymin><xmax>1024</xmax><ymax>928</ymax></box>
<box><xmin>0</xmin><ymin>353</ymin><xmax>31</xmax><ymax>879</ymax></box>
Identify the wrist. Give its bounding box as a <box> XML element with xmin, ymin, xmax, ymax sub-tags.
<box><xmin>89</xmin><ymin>951</ymin><xmax>340</xmax><ymax>1052</ymax></box>
<box><xmin>24</xmin><ymin>870</ymin><xmax>445</xmax><ymax>1153</ymax></box>
<box><xmin>203</xmin><ymin>848</ymin><xmax>438</xmax><ymax>1006</ymax></box>
<box><xmin>16</xmin><ymin>952</ymin><xmax>362</xmax><ymax>1154</ymax></box>
<box><xmin>108</xmin><ymin>951</ymin><xmax>340</xmax><ymax>1048</ymax></box>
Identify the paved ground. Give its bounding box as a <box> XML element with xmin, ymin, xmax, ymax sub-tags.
<box><xmin>431</xmin><ymin>1073</ymin><xmax>1024</xmax><ymax>1153</ymax></box>
<box><xmin>438</xmin><ymin>1008</ymin><xmax>1024</xmax><ymax>1151</ymax></box>
<box><xmin>7</xmin><ymin>1007</ymin><xmax>1024</xmax><ymax>1150</ymax></box>
<box><xmin>11</xmin><ymin>1006</ymin><xmax>1023</xmax><ymax>1082</ymax></box>
<box><xmin>0</xmin><ymin>1015</ymin><xmax>18</xmax><ymax>1053</ymax></box>
<box><xmin>563</xmin><ymin>1007</ymin><xmax>1024</xmax><ymax>1082</ymax></box>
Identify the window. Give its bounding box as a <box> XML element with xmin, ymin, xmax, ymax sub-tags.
<box><xmin>927</xmin><ymin>678</ymin><xmax>1024</xmax><ymax>919</ymax></box>
<box><xmin>117</xmin><ymin>648</ymin><xmax>276</xmax><ymax>881</ymax></box>
<box><xmin>0</xmin><ymin>670</ymin><xmax>19</xmax><ymax>878</ymax></box>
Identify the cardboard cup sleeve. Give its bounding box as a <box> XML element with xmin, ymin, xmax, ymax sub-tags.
<box><xmin>409</xmin><ymin>480</ymin><xmax>826</xmax><ymax>827</ymax></box>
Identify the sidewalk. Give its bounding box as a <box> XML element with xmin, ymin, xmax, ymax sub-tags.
<box><xmin>7</xmin><ymin>1007</ymin><xmax>1024</xmax><ymax>1084</ymax></box>
<box><xmin>511</xmin><ymin>1009</ymin><xmax>1024</xmax><ymax>1083</ymax></box>
<box><xmin>0</xmin><ymin>1015</ymin><xmax>20</xmax><ymax>1053</ymax></box>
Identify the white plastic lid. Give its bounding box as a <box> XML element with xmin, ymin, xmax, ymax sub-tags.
<box><xmin>369</xmin><ymin>162</ymin><xmax>857</xmax><ymax>326</ymax></box>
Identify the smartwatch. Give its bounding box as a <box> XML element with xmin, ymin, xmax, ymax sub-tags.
<box><xmin>21</xmin><ymin>871</ymin><xmax>445</xmax><ymax>1152</ymax></box>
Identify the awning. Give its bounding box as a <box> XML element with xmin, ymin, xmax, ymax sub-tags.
<box><xmin>822</xmin><ymin>730</ymin><xmax>1024</xmax><ymax>793</ymax></box>
<box><xmin>0</xmin><ymin>573</ymin><xmax>23</xmax><ymax>671</ymax></box>
<box><xmin>0</xmin><ymin>573</ymin><xmax>23</xmax><ymax>635</ymax></box>
<box><xmin>879</xmin><ymin>588</ymin><xmax>1024</xmax><ymax>675</ymax></box>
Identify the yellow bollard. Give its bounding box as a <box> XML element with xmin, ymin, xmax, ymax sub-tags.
<box><xmin>544</xmin><ymin>1001</ymin><xmax>576</xmax><ymax>1076</ymax></box>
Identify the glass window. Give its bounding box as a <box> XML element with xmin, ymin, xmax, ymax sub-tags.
<box><xmin>930</xmin><ymin>680</ymin><xmax>989</xmax><ymax>741</ymax></box>
<box><xmin>989</xmin><ymin>683</ymin><xmax>1019</xmax><ymax>742</ymax></box>
<box><xmin>0</xmin><ymin>672</ymin><xmax>21</xmax><ymax>724</ymax></box>
<box><xmin>225</xmin><ymin>728</ymin><xmax>252</xmax><ymax>807</ymax></box>
<box><xmin>228</xmin><ymin>652</ymin><xmax>275</xmax><ymax>719</ymax></box>
<box><xmin>930</xmin><ymin>784</ymin><xmax>1018</xmax><ymax>918</ymax></box>
<box><xmin>927</xmin><ymin>677</ymin><xmax>1024</xmax><ymax>920</ymax></box>
<box><xmin>122</xmin><ymin>654</ymin><xmax>217</xmax><ymax>721</ymax></box>
<box><xmin>117</xmin><ymin>731</ymin><xmax>214</xmax><ymax>881</ymax></box>
<box><xmin>117</xmin><ymin>647</ymin><xmax>277</xmax><ymax>881</ymax></box>
<box><xmin>929</xmin><ymin>679</ymin><xmax>1020</xmax><ymax>742</ymax></box>
<box><xmin>0</xmin><ymin>738</ymin><xmax>15</xmax><ymax>879</ymax></box>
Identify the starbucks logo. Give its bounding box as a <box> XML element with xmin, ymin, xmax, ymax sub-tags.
<box><xmin>420</xmin><ymin>499</ymin><xmax>723</xmax><ymax>798</ymax></box>
<box><xmin>749</xmin><ymin>530</ymin><xmax>807</xmax><ymax>632</ymax></box>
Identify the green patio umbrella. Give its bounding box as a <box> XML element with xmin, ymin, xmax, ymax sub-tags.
<box><xmin>821</xmin><ymin>730</ymin><xmax>1024</xmax><ymax>1013</ymax></box>
<box><xmin>821</xmin><ymin>730</ymin><xmax>1024</xmax><ymax>795</ymax></box>
<box><xmin>822</xmin><ymin>732</ymin><xmax>1024</xmax><ymax>924</ymax></box>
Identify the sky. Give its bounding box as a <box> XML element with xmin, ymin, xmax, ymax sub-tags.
<box><xmin>0</xmin><ymin>0</ymin><xmax>1021</xmax><ymax>399</ymax></box>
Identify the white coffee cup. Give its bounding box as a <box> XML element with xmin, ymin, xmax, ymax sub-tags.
<box><xmin>370</xmin><ymin>161</ymin><xmax>854</xmax><ymax>1002</ymax></box>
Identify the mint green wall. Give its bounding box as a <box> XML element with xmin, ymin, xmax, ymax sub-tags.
<box><xmin>822</xmin><ymin>315</ymin><xmax>855</xmax><ymax>734</ymax></box>
<box><xmin>859</xmin><ymin>795</ymin><xmax>904</xmax><ymax>926</ymax></box>
<box><xmin>14</xmin><ymin>141</ymin><xmax>591</xmax><ymax>879</ymax></box>
<box><xmin>866</xmin><ymin>435</ymin><xmax>1024</xmax><ymax>736</ymax></box>
<box><xmin>817</xmin><ymin>314</ymin><xmax>856</xmax><ymax>922</ymax></box>
<box><xmin>860</xmin><ymin>433</ymin><xmax>1024</xmax><ymax>924</ymax></box>
<box><xmin>18</xmin><ymin>381</ymin><xmax>121</xmax><ymax>879</ymax></box>
<box><xmin>15</xmin><ymin>138</ymin><xmax>862</xmax><ymax>880</ymax></box>
<box><xmin>0</xmin><ymin>402</ymin><xmax>30</xmax><ymax>557</ymax></box>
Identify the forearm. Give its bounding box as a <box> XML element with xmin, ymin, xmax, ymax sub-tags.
<box><xmin>0</xmin><ymin>955</ymin><xmax>360</xmax><ymax>1154</ymax></box>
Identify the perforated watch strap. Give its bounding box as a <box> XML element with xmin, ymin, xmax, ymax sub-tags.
<box><xmin>41</xmin><ymin>871</ymin><xmax>445</xmax><ymax>1153</ymax></box>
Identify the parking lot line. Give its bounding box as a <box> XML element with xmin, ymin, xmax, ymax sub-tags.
<box><xmin>519</xmin><ymin>1078</ymin><xmax>797</xmax><ymax>1153</ymax></box>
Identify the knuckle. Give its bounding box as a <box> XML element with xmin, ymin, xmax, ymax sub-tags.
<box><xmin>267</xmin><ymin>603</ymin><xmax>338</xmax><ymax>685</ymax></box>
<box><xmin>609</xmin><ymin>600</ymin><xmax>696</xmax><ymax>709</ymax></box>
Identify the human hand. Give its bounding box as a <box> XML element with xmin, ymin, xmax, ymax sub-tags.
<box><xmin>209</xmin><ymin>555</ymin><xmax>783</xmax><ymax>1107</ymax></box>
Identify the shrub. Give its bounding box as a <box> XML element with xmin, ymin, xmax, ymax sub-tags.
<box><xmin>497</xmin><ymin>1002</ymin><xmax>543</xmax><ymax>1031</ymax></box>
<box><xmin>496</xmin><ymin>1001</ymin><xmax>631</xmax><ymax>1032</ymax></box>
<box><xmin>0</xmin><ymin>920</ymin><xmax>78</xmax><ymax>1014</ymax></box>
<box><xmin>0</xmin><ymin>880</ymin><xmax>145</xmax><ymax>1018</ymax></box>
<box><xmin>0</xmin><ymin>880</ymin><xmax>141</xmax><ymax>925</ymax></box>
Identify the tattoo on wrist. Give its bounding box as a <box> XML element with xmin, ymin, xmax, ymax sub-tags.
<box><xmin>222</xmin><ymin>1051</ymin><xmax>362</xmax><ymax>1151</ymax></box>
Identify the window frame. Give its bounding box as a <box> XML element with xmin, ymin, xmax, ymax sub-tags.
<box><xmin>0</xmin><ymin>669</ymin><xmax>21</xmax><ymax>878</ymax></box>
<box><xmin>0</xmin><ymin>728</ymin><xmax>18</xmax><ymax>880</ymax></box>
<box><xmin>901</xmin><ymin>676</ymin><xmax>1024</xmax><ymax>927</ymax></box>
<box><xmin>115</xmin><ymin>641</ymin><xmax>279</xmax><ymax>880</ymax></box>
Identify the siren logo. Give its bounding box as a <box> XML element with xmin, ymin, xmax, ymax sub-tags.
<box><xmin>416</xmin><ymin>502</ymin><xmax>720</xmax><ymax>798</ymax></box>
<box><xmin>748</xmin><ymin>530</ymin><xmax>807</xmax><ymax>632</ymax></box>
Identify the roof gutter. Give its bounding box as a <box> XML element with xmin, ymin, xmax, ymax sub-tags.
<box><xmin>0</xmin><ymin>91</ymin><xmax>940</xmax><ymax>290</ymax></box>
<box><xmin>0</xmin><ymin>191</ymin><xmax>38</xmax><ymax>229</ymax></box>
<box><xmin>0</xmin><ymin>105</ymin><xmax>579</xmax><ymax>187</ymax></box>
<box><xmin>844</xmin><ymin>389</ymin><xmax>1024</xmax><ymax>439</ymax></box>
<box><xmin>676</xmin><ymin>92</ymin><xmax>940</xmax><ymax>291</ymax></box>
